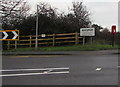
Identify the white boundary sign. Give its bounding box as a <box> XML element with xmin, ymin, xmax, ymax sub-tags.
<box><xmin>41</xmin><ymin>34</ymin><xmax>46</xmax><ymax>37</ymax></box>
<box><xmin>80</xmin><ymin>28</ymin><xmax>95</xmax><ymax>36</ymax></box>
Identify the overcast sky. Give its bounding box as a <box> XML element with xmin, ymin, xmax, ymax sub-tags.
<box><xmin>27</xmin><ymin>0</ymin><xmax>119</xmax><ymax>31</ymax></box>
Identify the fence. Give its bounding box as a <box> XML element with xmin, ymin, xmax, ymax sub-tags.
<box><xmin>6</xmin><ymin>32</ymin><xmax>83</xmax><ymax>49</ymax></box>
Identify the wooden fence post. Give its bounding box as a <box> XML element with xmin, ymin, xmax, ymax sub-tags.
<box><xmin>30</xmin><ymin>35</ymin><xmax>32</xmax><ymax>47</ymax></box>
<box><xmin>53</xmin><ymin>34</ymin><xmax>55</xmax><ymax>47</ymax></box>
<box><xmin>7</xmin><ymin>41</ymin><xmax>10</xmax><ymax>50</ymax></box>
<box><xmin>75</xmin><ymin>32</ymin><xmax>79</xmax><ymax>45</ymax></box>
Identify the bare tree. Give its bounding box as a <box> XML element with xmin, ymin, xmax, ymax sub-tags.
<box><xmin>37</xmin><ymin>2</ymin><xmax>57</xmax><ymax>18</ymax></box>
<box><xmin>0</xmin><ymin>0</ymin><xmax>29</xmax><ymax>18</ymax></box>
<box><xmin>72</xmin><ymin>2</ymin><xmax>91</xmax><ymax>29</ymax></box>
<box><xmin>0</xmin><ymin>0</ymin><xmax>30</xmax><ymax>29</ymax></box>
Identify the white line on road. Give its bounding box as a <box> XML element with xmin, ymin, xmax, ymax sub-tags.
<box><xmin>0</xmin><ymin>71</ymin><xmax>69</xmax><ymax>77</ymax></box>
<box><xmin>0</xmin><ymin>67</ymin><xmax>70</xmax><ymax>77</ymax></box>
<box><xmin>96</xmin><ymin>68</ymin><xmax>102</xmax><ymax>71</ymax></box>
<box><xmin>0</xmin><ymin>67</ymin><xmax>69</xmax><ymax>72</ymax></box>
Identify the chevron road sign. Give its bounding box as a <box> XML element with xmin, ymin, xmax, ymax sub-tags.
<box><xmin>0</xmin><ymin>30</ymin><xmax>19</xmax><ymax>40</ymax></box>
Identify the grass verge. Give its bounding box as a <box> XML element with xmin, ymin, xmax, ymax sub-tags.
<box><xmin>3</xmin><ymin>44</ymin><xmax>119</xmax><ymax>52</ymax></box>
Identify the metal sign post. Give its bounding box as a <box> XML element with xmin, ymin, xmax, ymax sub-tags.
<box><xmin>111</xmin><ymin>25</ymin><xmax>116</xmax><ymax>47</ymax></box>
<box><xmin>90</xmin><ymin>37</ymin><xmax>93</xmax><ymax>44</ymax></box>
<box><xmin>112</xmin><ymin>34</ymin><xmax>115</xmax><ymax>47</ymax></box>
<box><xmin>35</xmin><ymin>5</ymin><xmax>39</xmax><ymax>49</ymax></box>
<box><xmin>83</xmin><ymin>36</ymin><xmax>85</xmax><ymax>46</ymax></box>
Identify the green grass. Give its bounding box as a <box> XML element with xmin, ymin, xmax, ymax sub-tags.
<box><xmin>3</xmin><ymin>44</ymin><xmax>119</xmax><ymax>52</ymax></box>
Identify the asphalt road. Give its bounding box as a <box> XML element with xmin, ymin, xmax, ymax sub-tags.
<box><xmin>2</xmin><ymin>50</ymin><xmax>118</xmax><ymax>85</ymax></box>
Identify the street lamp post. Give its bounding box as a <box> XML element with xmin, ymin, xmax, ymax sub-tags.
<box><xmin>35</xmin><ymin>5</ymin><xmax>39</xmax><ymax>49</ymax></box>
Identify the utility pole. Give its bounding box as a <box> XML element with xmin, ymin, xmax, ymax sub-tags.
<box><xmin>35</xmin><ymin>5</ymin><xmax>39</xmax><ymax>49</ymax></box>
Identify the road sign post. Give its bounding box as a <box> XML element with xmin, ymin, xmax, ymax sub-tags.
<box><xmin>90</xmin><ymin>37</ymin><xmax>93</xmax><ymax>44</ymax></box>
<box><xmin>111</xmin><ymin>25</ymin><xmax>116</xmax><ymax>47</ymax></box>
<box><xmin>35</xmin><ymin>5</ymin><xmax>39</xmax><ymax>49</ymax></box>
<box><xmin>83</xmin><ymin>36</ymin><xmax>85</xmax><ymax>46</ymax></box>
<box><xmin>15</xmin><ymin>40</ymin><xmax>17</xmax><ymax>49</ymax></box>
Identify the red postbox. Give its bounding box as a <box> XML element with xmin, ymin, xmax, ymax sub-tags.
<box><xmin>111</xmin><ymin>25</ymin><xmax>116</xmax><ymax>34</ymax></box>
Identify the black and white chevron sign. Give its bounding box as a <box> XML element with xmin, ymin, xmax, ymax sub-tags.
<box><xmin>0</xmin><ymin>30</ymin><xmax>19</xmax><ymax>40</ymax></box>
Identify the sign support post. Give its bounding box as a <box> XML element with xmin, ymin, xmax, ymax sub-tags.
<box><xmin>112</xmin><ymin>34</ymin><xmax>115</xmax><ymax>47</ymax></box>
<box><xmin>15</xmin><ymin>40</ymin><xmax>17</xmax><ymax>49</ymax></box>
<box><xmin>15</xmin><ymin>29</ymin><xmax>17</xmax><ymax>49</ymax></box>
<box><xmin>7</xmin><ymin>41</ymin><xmax>10</xmax><ymax>50</ymax></box>
<box><xmin>111</xmin><ymin>25</ymin><xmax>116</xmax><ymax>47</ymax></box>
<box><xmin>35</xmin><ymin>4</ymin><xmax>39</xmax><ymax>49</ymax></box>
<box><xmin>90</xmin><ymin>37</ymin><xmax>93</xmax><ymax>44</ymax></box>
<box><xmin>83</xmin><ymin>36</ymin><xmax>85</xmax><ymax>46</ymax></box>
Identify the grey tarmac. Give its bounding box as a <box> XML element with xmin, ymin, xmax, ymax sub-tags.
<box><xmin>2</xmin><ymin>50</ymin><xmax>118</xmax><ymax>85</ymax></box>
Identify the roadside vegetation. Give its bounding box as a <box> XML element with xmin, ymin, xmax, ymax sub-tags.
<box><xmin>1</xmin><ymin>0</ymin><xmax>120</xmax><ymax>51</ymax></box>
<box><xmin>4</xmin><ymin>44</ymin><xmax>119</xmax><ymax>52</ymax></box>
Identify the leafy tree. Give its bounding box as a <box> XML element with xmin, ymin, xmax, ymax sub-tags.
<box><xmin>18</xmin><ymin>15</ymin><xmax>36</xmax><ymax>35</ymax></box>
<box><xmin>92</xmin><ymin>24</ymin><xmax>113</xmax><ymax>44</ymax></box>
<box><xmin>92</xmin><ymin>24</ymin><xmax>103</xmax><ymax>37</ymax></box>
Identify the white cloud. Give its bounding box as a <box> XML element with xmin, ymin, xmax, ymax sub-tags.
<box><xmin>85</xmin><ymin>2</ymin><xmax>118</xmax><ymax>29</ymax></box>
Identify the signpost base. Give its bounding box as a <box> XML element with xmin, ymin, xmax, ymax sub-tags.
<box><xmin>83</xmin><ymin>37</ymin><xmax>85</xmax><ymax>46</ymax></box>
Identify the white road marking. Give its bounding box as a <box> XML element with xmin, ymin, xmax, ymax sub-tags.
<box><xmin>0</xmin><ymin>71</ymin><xmax>69</xmax><ymax>77</ymax></box>
<box><xmin>0</xmin><ymin>67</ymin><xmax>69</xmax><ymax>77</ymax></box>
<box><xmin>96</xmin><ymin>68</ymin><xmax>102</xmax><ymax>71</ymax></box>
<box><xmin>0</xmin><ymin>67</ymin><xmax>69</xmax><ymax>72</ymax></box>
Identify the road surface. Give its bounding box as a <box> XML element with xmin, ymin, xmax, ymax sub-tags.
<box><xmin>2</xmin><ymin>50</ymin><xmax>118</xmax><ymax>85</ymax></box>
